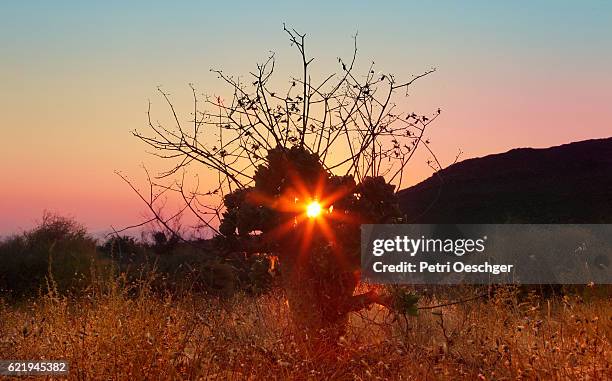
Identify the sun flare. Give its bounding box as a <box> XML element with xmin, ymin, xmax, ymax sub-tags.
<box><xmin>306</xmin><ymin>201</ymin><xmax>322</xmax><ymax>218</ymax></box>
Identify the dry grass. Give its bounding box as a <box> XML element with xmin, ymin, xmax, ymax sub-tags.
<box><xmin>1</xmin><ymin>278</ymin><xmax>610</xmax><ymax>380</ymax></box>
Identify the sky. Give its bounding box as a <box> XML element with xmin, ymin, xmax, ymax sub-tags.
<box><xmin>1</xmin><ymin>1</ymin><xmax>611</xmax><ymax>236</ymax></box>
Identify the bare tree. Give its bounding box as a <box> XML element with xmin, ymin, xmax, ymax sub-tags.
<box><xmin>124</xmin><ymin>25</ymin><xmax>441</xmax><ymax>346</ymax></box>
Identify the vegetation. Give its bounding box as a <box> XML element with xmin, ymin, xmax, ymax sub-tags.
<box><xmin>1</xmin><ymin>274</ymin><xmax>609</xmax><ymax>380</ymax></box>
<box><xmin>0</xmin><ymin>214</ymin><xmax>273</xmax><ymax>300</ymax></box>
<box><xmin>2</xmin><ymin>26</ymin><xmax>609</xmax><ymax>379</ymax></box>
<box><xmin>0</xmin><ymin>213</ymin><xmax>111</xmax><ymax>298</ymax></box>
<box><xmin>124</xmin><ymin>26</ymin><xmax>440</xmax><ymax>345</ymax></box>
<box><xmin>1</xmin><ymin>213</ymin><xmax>610</xmax><ymax>380</ymax></box>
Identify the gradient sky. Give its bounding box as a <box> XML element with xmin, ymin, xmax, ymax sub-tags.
<box><xmin>1</xmin><ymin>1</ymin><xmax>611</xmax><ymax>236</ymax></box>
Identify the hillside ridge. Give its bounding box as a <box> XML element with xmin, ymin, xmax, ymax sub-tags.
<box><xmin>397</xmin><ymin>137</ymin><xmax>612</xmax><ymax>223</ymax></box>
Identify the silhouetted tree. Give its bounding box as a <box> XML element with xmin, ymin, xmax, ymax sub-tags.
<box><xmin>122</xmin><ymin>25</ymin><xmax>441</xmax><ymax>346</ymax></box>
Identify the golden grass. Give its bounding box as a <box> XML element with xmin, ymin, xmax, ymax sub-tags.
<box><xmin>1</xmin><ymin>279</ymin><xmax>610</xmax><ymax>380</ymax></box>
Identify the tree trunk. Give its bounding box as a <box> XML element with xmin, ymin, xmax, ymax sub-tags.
<box><xmin>278</xmin><ymin>241</ymin><xmax>370</xmax><ymax>349</ymax></box>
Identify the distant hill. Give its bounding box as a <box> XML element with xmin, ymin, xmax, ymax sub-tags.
<box><xmin>398</xmin><ymin>137</ymin><xmax>612</xmax><ymax>223</ymax></box>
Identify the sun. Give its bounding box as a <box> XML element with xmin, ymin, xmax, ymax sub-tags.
<box><xmin>306</xmin><ymin>201</ymin><xmax>322</xmax><ymax>218</ymax></box>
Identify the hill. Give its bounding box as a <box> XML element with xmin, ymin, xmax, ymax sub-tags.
<box><xmin>398</xmin><ymin>137</ymin><xmax>612</xmax><ymax>223</ymax></box>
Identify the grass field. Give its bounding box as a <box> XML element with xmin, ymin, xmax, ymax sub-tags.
<box><xmin>1</xmin><ymin>276</ymin><xmax>610</xmax><ymax>380</ymax></box>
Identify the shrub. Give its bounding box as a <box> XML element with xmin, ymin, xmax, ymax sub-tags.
<box><xmin>97</xmin><ymin>235</ymin><xmax>275</xmax><ymax>296</ymax></box>
<box><xmin>0</xmin><ymin>213</ymin><xmax>111</xmax><ymax>298</ymax></box>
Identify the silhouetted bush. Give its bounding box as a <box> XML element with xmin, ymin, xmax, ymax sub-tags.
<box><xmin>0</xmin><ymin>213</ymin><xmax>112</xmax><ymax>298</ymax></box>
<box><xmin>0</xmin><ymin>214</ymin><xmax>275</xmax><ymax>300</ymax></box>
<box><xmin>98</xmin><ymin>234</ymin><xmax>276</xmax><ymax>296</ymax></box>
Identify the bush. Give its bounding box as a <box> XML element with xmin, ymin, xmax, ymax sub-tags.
<box><xmin>98</xmin><ymin>234</ymin><xmax>276</xmax><ymax>297</ymax></box>
<box><xmin>0</xmin><ymin>214</ymin><xmax>275</xmax><ymax>300</ymax></box>
<box><xmin>0</xmin><ymin>213</ymin><xmax>111</xmax><ymax>298</ymax></box>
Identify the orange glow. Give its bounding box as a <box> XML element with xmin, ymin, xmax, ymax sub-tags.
<box><xmin>246</xmin><ymin>167</ymin><xmax>357</xmax><ymax>268</ymax></box>
<box><xmin>306</xmin><ymin>201</ymin><xmax>322</xmax><ymax>218</ymax></box>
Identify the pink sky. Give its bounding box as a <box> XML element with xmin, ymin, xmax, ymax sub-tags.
<box><xmin>1</xmin><ymin>2</ymin><xmax>611</xmax><ymax>236</ymax></box>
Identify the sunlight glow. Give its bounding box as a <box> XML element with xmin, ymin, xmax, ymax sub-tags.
<box><xmin>306</xmin><ymin>201</ymin><xmax>322</xmax><ymax>218</ymax></box>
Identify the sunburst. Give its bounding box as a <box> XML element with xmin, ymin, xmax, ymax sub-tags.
<box><xmin>247</xmin><ymin>166</ymin><xmax>358</xmax><ymax>264</ymax></box>
<box><xmin>306</xmin><ymin>201</ymin><xmax>322</xmax><ymax>218</ymax></box>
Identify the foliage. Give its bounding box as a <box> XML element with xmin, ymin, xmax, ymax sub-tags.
<box><xmin>0</xmin><ymin>213</ymin><xmax>111</xmax><ymax>298</ymax></box>
<box><xmin>0</xmin><ymin>213</ymin><xmax>274</xmax><ymax>299</ymax></box>
<box><xmin>98</xmin><ymin>233</ymin><xmax>275</xmax><ymax>296</ymax></box>
<box><xmin>387</xmin><ymin>286</ymin><xmax>420</xmax><ymax>316</ymax></box>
